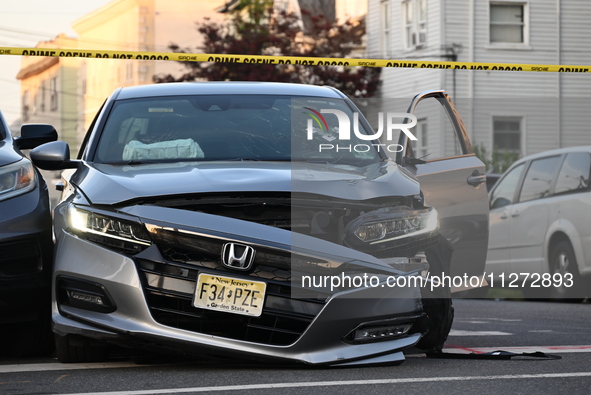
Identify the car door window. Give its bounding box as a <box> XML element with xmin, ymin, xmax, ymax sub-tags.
<box><xmin>554</xmin><ymin>152</ymin><xmax>591</xmax><ymax>195</ymax></box>
<box><xmin>490</xmin><ymin>163</ymin><xmax>525</xmax><ymax>209</ymax></box>
<box><xmin>396</xmin><ymin>91</ymin><xmax>489</xmax><ymax>278</ymax></box>
<box><xmin>518</xmin><ymin>156</ymin><xmax>562</xmax><ymax>203</ymax></box>
<box><xmin>403</xmin><ymin>95</ymin><xmax>467</xmax><ymax>162</ymax></box>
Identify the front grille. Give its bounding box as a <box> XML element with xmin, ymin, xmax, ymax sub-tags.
<box><xmin>0</xmin><ymin>240</ymin><xmax>42</xmax><ymax>276</ymax></box>
<box><xmin>161</xmin><ymin>247</ymin><xmax>292</xmax><ymax>282</ymax></box>
<box><xmin>137</xmin><ymin>259</ymin><xmax>326</xmax><ymax>346</ymax></box>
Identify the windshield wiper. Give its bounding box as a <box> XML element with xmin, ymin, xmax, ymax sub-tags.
<box><xmin>217</xmin><ymin>157</ymin><xmax>290</xmax><ymax>161</ymax></box>
<box><xmin>226</xmin><ymin>157</ymin><xmax>261</xmax><ymax>161</ymax></box>
<box><xmin>123</xmin><ymin>160</ymin><xmax>159</xmax><ymax>165</ymax></box>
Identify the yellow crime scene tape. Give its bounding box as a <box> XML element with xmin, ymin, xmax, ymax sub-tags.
<box><xmin>1</xmin><ymin>46</ymin><xmax>590</xmax><ymax>73</ymax></box>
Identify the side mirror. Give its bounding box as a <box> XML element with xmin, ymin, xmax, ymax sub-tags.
<box><xmin>30</xmin><ymin>141</ymin><xmax>79</xmax><ymax>170</ymax></box>
<box><xmin>15</xmin><ymin>124</ymin><xmax>58</xmax><ymax>150</ymax></box>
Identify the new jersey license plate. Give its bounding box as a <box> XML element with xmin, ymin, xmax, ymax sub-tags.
<box><xmin>193</xmin><ymin>273</ymin><xmax>266</xmax><ymax>317</ymax></box>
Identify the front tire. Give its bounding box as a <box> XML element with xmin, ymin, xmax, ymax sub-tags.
<box><xmin>416</xmin><ymin>295</ymin><xmax>454</xmax><ymax>352</ymax></box>
<box><xmin>549</xmin><ymin>240</ymin><xmax>584</xmax><ymax>302</ymax></box>
<box><xmin>416</xmin><ymin>234</ymin><xmax>455</xmax><ymax>352</ymax></box>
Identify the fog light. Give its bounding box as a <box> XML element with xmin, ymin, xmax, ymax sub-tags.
<box><xmin>353</xmin><ymin>325</ymin><xmax>412</xmax><ymax>342</ymax></box>
<box><xmin>344</xmin><ymin>316</ymin><xmax>419</xmax><ymax>344</ymax></box>
<box><xmin>67</xmin><ymin>290</ymin><xmax>105</xmax><ymax>306</ymax></box>
<box><xmin>56</xmin><ymin>276</ymin><xmax>116</xmax><ymax>313</ymax></box>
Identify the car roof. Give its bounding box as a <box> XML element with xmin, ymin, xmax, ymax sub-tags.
<box><xmin>514</xmin><ymin>146</ymin><xmax>591</xmax><ymax>164</ymax></box>
<box><xmin>499</xmin><ymin>146</ymin><xmax>591</xmax><ymax>179</ymax></box>
<box><xmin>114</xmin><ymin>81</ymin><xmax>347</xmax><ymax>100</ymax></box>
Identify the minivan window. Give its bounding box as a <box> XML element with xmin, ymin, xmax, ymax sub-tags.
<box><xmin>490</xmin><ymin>163</ymin><xmax>525</xmax><ymax>209</ymax></box>
<box><xmin>554</xmin><ymin>152</ymin><xmax>591</xmax><ymax>195</ymax></box>
<box><xmin>518</xmin><ymin>156</ymin><xmax>562</xmax><ymax>203</ymax></box>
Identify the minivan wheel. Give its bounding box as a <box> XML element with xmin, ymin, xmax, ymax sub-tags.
<box><xmin>55</xmin><ymin>334</ymin><xmax>109</xmax><ymax>363</ymax></box>
<box><xmin>550</xmin><ymin>240</ymin><xmax>584</xmax><ymax>302</ymax></box>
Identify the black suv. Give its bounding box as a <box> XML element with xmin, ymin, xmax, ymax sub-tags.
<box><xmin>0</xmin><ymin>111</ymin><xmax>57</xmax><ymax>356</ymax></box>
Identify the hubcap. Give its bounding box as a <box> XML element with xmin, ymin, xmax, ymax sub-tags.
<box><xmin>556</xmin><ymin>252</ymin><xmax>570</xmax><ymax>275</ymax></box>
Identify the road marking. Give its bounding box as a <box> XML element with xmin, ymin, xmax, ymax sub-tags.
<box><xmin>55</xmin><ymin>374</ymin><xmax>69</xmax><ymax>383</ymax></box>
<box><xmin>457</xmin><ymin>318</ymin><xmax>522</xmax><ymax>322</ymax></box>
<box><xmin>56</xmin><ymin>372</ymin><xmax>591</xmax><ymax>395</ymax></box>
<box><xmin>486</xmin><ymin>318</ymin><xmax>522</xmax><ymax>322</ymax></box>
<box><xmin>448</xmin><ymin>330</ymin><xmax>512</xmax><ymax>336</ymax></box>
<box><xmin>443</xmin><ymin>345</ymin><xmax>591</xmax><ymax>354</ymax></box>
<box><xmin>0</xmin><ymin>361</ymin><xmax>146</xmax><ymax>374</ymax></box>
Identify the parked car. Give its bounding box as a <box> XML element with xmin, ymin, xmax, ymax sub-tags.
<box><xmin>30</xmin><ymin>82</ymin><xmax>488</xmax><ymax>366</ymax></box>
<box><xmin>0</xmin><ymin>111</ymin><xmax>57</xmax><ymax>356</ymax></box>
<box><xmin>486</xmin><ymin>147</ymin><xmax>591</xmax><ymax>300</ymax></box>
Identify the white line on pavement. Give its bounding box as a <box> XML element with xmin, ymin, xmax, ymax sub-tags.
<box><xmin>448</xmin><ymin>330</ymin><xmax>512</xmax><ymax>336</ymax></box>
<box><xmin>0</xmin><ymin>361</ymin><xmax>147</xmax><ymax>374</ymax></box>
<box><xmin>57</xmin><ymin>372</ymin><xmax>591</xmax><ymax>395</ymax></box>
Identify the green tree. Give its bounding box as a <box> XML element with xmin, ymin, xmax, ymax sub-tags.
<box><xmin>473</xmin><ymin>143</ymin><xmax>520</xmax><ymax>173</ymax></box>
<box><xmin>153</xmin><ymin>0</ymin><xmax>381</xmax><ymax>98</ymax></box>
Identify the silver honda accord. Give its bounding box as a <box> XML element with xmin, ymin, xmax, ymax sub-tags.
<box><xmin>30</xmin><ymin>82</ymin><xmax>488</xmax><ymax>366</ymax></box>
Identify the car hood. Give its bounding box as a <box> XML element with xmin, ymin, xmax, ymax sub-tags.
<box><xmin>0</xmin><ymin>141</ymin><xmax>23</xmax><ymax>167</ymax></box>
<box><xmin>71</xmin><ymin>161</ymin><xmax>421</xmax><ymax>205</ymax></box>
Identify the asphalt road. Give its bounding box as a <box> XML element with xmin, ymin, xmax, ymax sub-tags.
<box><xmin>1</xmin><ymin>298</ymin><xmax>590</xmax><ymax>395</ymax></box>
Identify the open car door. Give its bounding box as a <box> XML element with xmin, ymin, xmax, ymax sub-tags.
<box><xmin>395</xmin><ymin>90</ymin><xmax>489</xmax><ymax>278</ymax></box>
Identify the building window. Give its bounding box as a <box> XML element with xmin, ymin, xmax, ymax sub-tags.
<box><xmin>33</xmin><ymin>90</ymin><xmax>38</xmax><ymax>115</ymax></box>
<box><xmin>40</xmin><ymin>80</ymin><xmax>46</xmax><ymax>112</ymax></box>
<box><xmin>126</xmin><ymin>62</ymin><xmax>134</xmax><ymax>81</ymax></box>
<box><xmin>490</xmin><ymin>2</ymin><xmax>528</xmax><ymax>44</ymax></box>
<box><xmin>493</xmin><ymin>116</ymin><xmax>522</xmax><ymax>154</ymax></box>
<box><xmin>402</xmin><ymin>0</ymin><xmax>426</xmax><ymax>49</ymax></box>
<box><xmin>50</xmin><ymin>77</ymin><xmax>58</xmax><ymax>111</ymax></box>
<box><xmin>22</xmin><ymin>91</ymin><xmax>29</xmax><ymax>122</ymax></box>
<box><xmin>380</xmin><ymin>1</ymin><xmax>391</xmax><ymax>57</ymax></box>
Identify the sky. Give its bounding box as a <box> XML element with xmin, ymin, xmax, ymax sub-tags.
<box><xmin>0</xmin><ymin>0</ymin><xmax>112</xmax><ymax>128</ymax></box>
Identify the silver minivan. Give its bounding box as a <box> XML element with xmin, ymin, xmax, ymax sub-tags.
<box><xmin>486</xmin><ymin>146</ymin><xmax>591</xmax><ymax>300</ymax></box>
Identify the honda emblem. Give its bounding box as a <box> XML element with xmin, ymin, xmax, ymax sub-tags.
<box><xmin>221</xmin><ymin>243</ymin><xmax>256</xmax><ymax>271</ymax></box>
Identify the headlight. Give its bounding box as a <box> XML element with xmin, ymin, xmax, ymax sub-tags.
<box><xmin>352</xmin><ymin>208</ymin><xmax>438</xmax><ymax>244</ymax></box>
<box><xmin>0</xmin><ymin>159</ymin><xmax>36</xmax><ymax>202</ymax></box>
<box><xmin>69</xmin><ymin>206</ymin><xmax>151</xmax><ymax>253</ymax></box>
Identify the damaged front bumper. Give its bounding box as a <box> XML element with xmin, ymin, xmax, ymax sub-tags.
<box><xmin>53</xmin><ymin>204</ymin><xmax>430</xmax><ymax>366</ymax></box>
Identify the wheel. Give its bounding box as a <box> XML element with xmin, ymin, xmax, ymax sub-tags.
<box><xmin>416</xmin><ymin>234</ymin><xmax>454</xmax><ymax>352</ymax></box>
<box><xmin>416</xmin><ymin>295</ymin><xmax>454</xmax><ymax>352</ymax></box>
<box><xmin>55</xmin><ymin>334</ymin><xmax>109</xmax><ymax>363</ymax></box>
<box><xmin>549</xmin><ymin>240</ymin><xmax>584</xmax><ymax>302</ymax></box>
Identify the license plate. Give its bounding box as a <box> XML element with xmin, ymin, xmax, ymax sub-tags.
<box><xmin>193</xmin><ymin>273</ymin><xmax>266</xmax><ymax>317</ymax></box>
